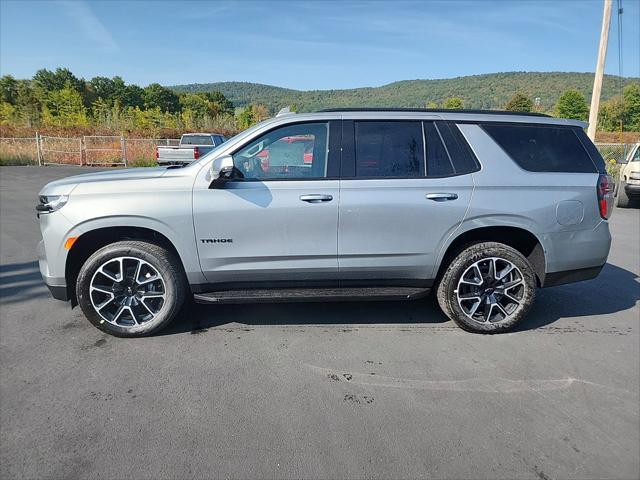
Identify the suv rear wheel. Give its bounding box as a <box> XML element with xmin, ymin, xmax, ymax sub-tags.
<box><xmin>76</xmin><ymin>240</ymin><xmax>187</xmax><ymax>337</ymax></box>
<box><xmin>436</xmin><ymin>242</ymin><xmax>536</xmax><ymax>333</ymax></box>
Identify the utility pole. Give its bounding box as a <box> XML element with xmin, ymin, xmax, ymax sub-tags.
<box><xmin>587</xmin><ymin>0</ymin><xmax>613</xmax><ymax>141</ymax></box>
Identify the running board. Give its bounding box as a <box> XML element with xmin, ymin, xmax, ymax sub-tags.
<box><xmin>193</xmin><ymin>287</ymin><xmax>429</xmax><ymax>304</ymax></box>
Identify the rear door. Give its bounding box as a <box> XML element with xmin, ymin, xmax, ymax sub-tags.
<box><xmin>337</xmin><ymin>119</ymin><xmax>476</xmax><ymax>283</ymax></box>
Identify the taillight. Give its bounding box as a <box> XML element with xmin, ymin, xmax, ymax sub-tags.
<box><xmin>597</xmin><ymin>174</ymin><xmax>614</xmax><ymax>219</ymax></box>
<box><xmin>154</xmin><ymin>147</ymin><xmax>158</xmax><ymax>160</ymax></box>
<box><xmin>193</xmin><ymin>146</ymin><xmax>200</xmax><ymax>160</ymax></box>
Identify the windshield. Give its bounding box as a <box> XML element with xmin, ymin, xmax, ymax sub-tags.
<box><xmin>192</xmin><ymin>119</ymin><xmax>277</xmax><ymax>164</ymax></box>
<box><xmin>181</xmin><ymin>135</ymin><xmax>214</xmax><ymax>145</ymax></box>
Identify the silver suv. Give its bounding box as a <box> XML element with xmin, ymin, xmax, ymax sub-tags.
<box><xmin>37</xmin><ymin>109</ymin><xmax>614</xmax><ymax>336</ymax></box>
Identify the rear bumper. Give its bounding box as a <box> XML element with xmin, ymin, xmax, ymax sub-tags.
<box><xmin>542</xmin><ymin>264</ymin><xmax>604</xmax><ymax>288</ymax></box>
<box><xmin>157</xmin><ymin>160</ymin><xmax>192</xmax><ymax>166</ymax></box>
<box><xmin>542</xmin><ymin>220</ymin><xmax>611</xmax><ymax>275</ymax></box>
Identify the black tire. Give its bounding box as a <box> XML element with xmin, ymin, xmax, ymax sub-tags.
<box><xmin>616</xmin><ymin>181</ymin><xmax>631</xmax><ymax>208</ymax></box>
<box><xmin>76</xmin><ymin>240</ymin><xmax>187</xmax><ymax>337</ymax></box>
<box><xmin>436</xmin><ymin>242</ymin><xmax>536</xmax><ymax>334</ymax></box>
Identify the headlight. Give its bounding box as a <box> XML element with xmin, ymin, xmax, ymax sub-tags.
<box><xmin>36</xmin><ymin>195</ymin><xmax>69</xmax><ymax>213</ymax></box>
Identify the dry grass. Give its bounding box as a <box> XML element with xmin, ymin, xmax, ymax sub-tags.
<box><xmin>0</xmin><ymin>138</ymin><xmax>39</xmax><ymax>165</ymax></box>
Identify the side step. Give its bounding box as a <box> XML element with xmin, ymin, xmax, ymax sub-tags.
<box><xmin>194</xmin><ymin>287</ymin><xmax>429</xmax><ymax>304</ymax></box>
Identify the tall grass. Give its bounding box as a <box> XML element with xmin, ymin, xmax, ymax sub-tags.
<box><xmin>0</xmin><ymin>138</ymin><xmax>38</xmax><ymax>165</ymax></box>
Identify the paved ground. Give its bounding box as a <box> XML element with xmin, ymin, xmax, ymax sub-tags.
<box><xmin>1</xmin><ymin>165</ymin><xmax>638</xmax><ymax>480</ymax></box>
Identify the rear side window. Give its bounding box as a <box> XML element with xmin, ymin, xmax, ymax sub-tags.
<box><xmin>438</xmin><ymin>121</ymin><xmax>480</xmax><ymax>174</ymax></box>
<box><xmin>424</xmin><ymin>122</ymin><xmax>454</xmax><ymax>176</ymax></box>
<box><xmin>354</xmin><ymin>121</ymin><xmax>424</xmax><ymax>177</ymax></box>
<box><xmin>482</xmin><ymin>124</ymin><xmax>598</xmax><ymax>173</ymax></box>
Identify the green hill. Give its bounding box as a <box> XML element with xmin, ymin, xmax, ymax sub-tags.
<box><xmin>170</xmin><ymin>72</ymin><xmax>638</xmax><ymax>113</ymax></box>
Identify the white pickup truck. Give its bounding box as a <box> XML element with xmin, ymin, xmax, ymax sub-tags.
<box><xmin>156</xmin><ymin>133</ymin><xmax>227</xmax><ymax>166</ymax></box>
<box><xmin>616</xmin><ymin>142</ymin><xmax>640</xmax><ymax>208</ymax></box>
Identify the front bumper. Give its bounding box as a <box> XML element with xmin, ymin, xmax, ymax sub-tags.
<box><xmin>38</xmin><ymin>239</ymin><xmax>68</xmax><ymax>301</ymax></box>
<box><xmin>624</xmin><ymin>182</ymin><xmax>640</xmax><ymax>196</ymax></box>
<box><xmin>45</xmin><ymin>284</ymin><xmax>69</xmax><ymax>301</ymax></box>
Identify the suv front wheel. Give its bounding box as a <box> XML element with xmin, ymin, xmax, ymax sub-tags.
<box><xmin>76</xmin><ymin>240</ymin><xmax>187</xmax><ymax>337</ymax></box>
<box><xmin>436</xmin><ymin>242</ymin><xmax>536</xmax><ymax>333</ymax></box>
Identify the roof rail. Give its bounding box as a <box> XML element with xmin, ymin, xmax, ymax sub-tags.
<box><xmin>316</xmin><ymin>107</ymin><xmax>551</xmax><ymax>117</ymax></box>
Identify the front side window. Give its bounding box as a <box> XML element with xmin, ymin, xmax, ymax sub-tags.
<box><xmin>354</xmin><ymin>121</ymin><xmax>424</xmax><ymax>177</ymax></box>
<box><xmin>232</xmin><ymin>122</ymin><xmax>328</xmax><ymax>179</ymax></box>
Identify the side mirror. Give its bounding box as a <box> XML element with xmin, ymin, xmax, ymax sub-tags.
<box><xmin>211</xmin><ymin>155</ymin><xmax>234</xmax><ymax>180</ymax></box>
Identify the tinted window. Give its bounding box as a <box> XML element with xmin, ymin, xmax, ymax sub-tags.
<box><xmin>438</xmin><ymin>121</ymin><xmax>480</xmax><ymax>174</ymax></box>
<box><xmin>232</xmin><ymin>122</ymin><xmax>328</xmax><ymax>179</ymax></box>
<box><xmin>482</xmin><ymin>124</ymin><xmax>597</xmax><ymax>173</ymax></box>
<box><xmin>181</xmin><ymin>135</ymin><xmax>214</xmax><ymax>145</ymax></box>
<box><xmin>424</xmin><ymin>122</ymin><xmax>454</xmax><ymax>176</ymax></box>
<box><xmin>573</xmin><ymin>128</ymin><xmax>606</xmax><ymax>173</ymax></box>
<box><xmin>355</xmin><ymin>121</ymin><xmax>424</xmax><ymax>177</ymax></box>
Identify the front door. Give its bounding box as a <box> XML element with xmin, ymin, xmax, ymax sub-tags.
<box><xmin>193</xmin><ymin>120</ymin><xmax>341</xmax><ymax>286</ymax></box>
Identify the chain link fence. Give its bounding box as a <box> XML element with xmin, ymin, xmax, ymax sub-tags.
<box><xmin>596</xmin><ymin>143</ymin><xmax>634</xmax><ymax>164</ymax></box>
<box><xmin>84</xmin><ymin>136</ymin><xmax>126</xmax><ymax>166</ymax></box>
<box><xmin>40</xmin><ymin>136</ymin><xmax>83</xmax><ymax>166</ymax></box>
<box><xmin>0</xmin><ymin>135</ymin><xmax>180</xmax><ymax>166</ymax></box>
<box><xmin>0</xmin><ymin>135</ymin><xmax>637</xmax><ymax>168</ymax></box>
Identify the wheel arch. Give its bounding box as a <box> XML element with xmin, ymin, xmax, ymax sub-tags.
<box><xmin>65</xmin><ymin>226</ymin><xmax>188</xmax><ymax>306</ymax></box>
<box><xmin>435</xmin><ymin>226</ymin><xmax>546</xmax><ymax>287</ymax></box>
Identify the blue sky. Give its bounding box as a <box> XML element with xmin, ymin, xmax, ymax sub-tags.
<box><xmin>1</xmin><ymin>0</ymin><xmax>638</xmax><ymax>90</ymax></box>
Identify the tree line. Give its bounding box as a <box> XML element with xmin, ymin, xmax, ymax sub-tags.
<box><xmin>431</xmin><ymin>84</ymin><xmax>640</xmax><ymax>131</ymax></box>
<box><xmin>0</xmin><ymin>68</ymin><xmax>269</xmax><ymax>137</ymax></box>
<box><xmin>1</xmin><ymin>68</ymin><xmax>639</xmax><ymax>137</ymax></box>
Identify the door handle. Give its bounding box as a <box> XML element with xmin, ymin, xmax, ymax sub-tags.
<box><xmin>300</xmin><ymin>194</ymin><xmax>333</xmax><ymax>203</ymax></box>
<box><xmin>426</xmin><ymin>193</ymin><xmax>458</xmax><ymax>201</ymax></box>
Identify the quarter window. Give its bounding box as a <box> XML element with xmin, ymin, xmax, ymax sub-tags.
<box><xmin>354</xmin><ymin>121</ymin><xmax>424</xmax><ymax>177</ymax></box>
<box><xmin>482</xmin><ymin>124</ymin><xmax>598</xmax><ymax>173</ymax></box>
<box><xmin>232</xmin><ymin>122</ymin><xmax>329</xmax><ymax>179</ymax></box>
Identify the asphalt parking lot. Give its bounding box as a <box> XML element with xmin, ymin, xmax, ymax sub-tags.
<box><xmin>1</xmin><ymin>165</ymin><xmax>638</xmax><ymax>479</ymax></box>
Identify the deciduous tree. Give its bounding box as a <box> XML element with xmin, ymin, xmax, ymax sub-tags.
<box><xmin>555</xmin><ymin>89</ymin><xmax>589</xmax><ymax>120</ymax></box>
<box><xmin>504</xmin><ymin>92</ymin><xmax>533</xmax><ymax>112</ymax></box>
<box><xmin>443</xmin><ymin>97</ymin><xmax>464</xmax><ymax>109</ymax></box>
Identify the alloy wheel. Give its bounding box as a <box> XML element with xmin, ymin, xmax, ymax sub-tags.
<box><xmin>89</xmin><ymin>256</ymin><xmax>166</xmax><ymax>327</ymax></box>
<box><xmin>455</xmin><ymin>257</ymin><xmax>525</xmax><ymax>324</ymax></box>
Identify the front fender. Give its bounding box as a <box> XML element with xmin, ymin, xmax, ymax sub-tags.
<box><xmin>63</xmin><ymin>215</ymin><xmax>205</xmax><ymax>285</ymax></box>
